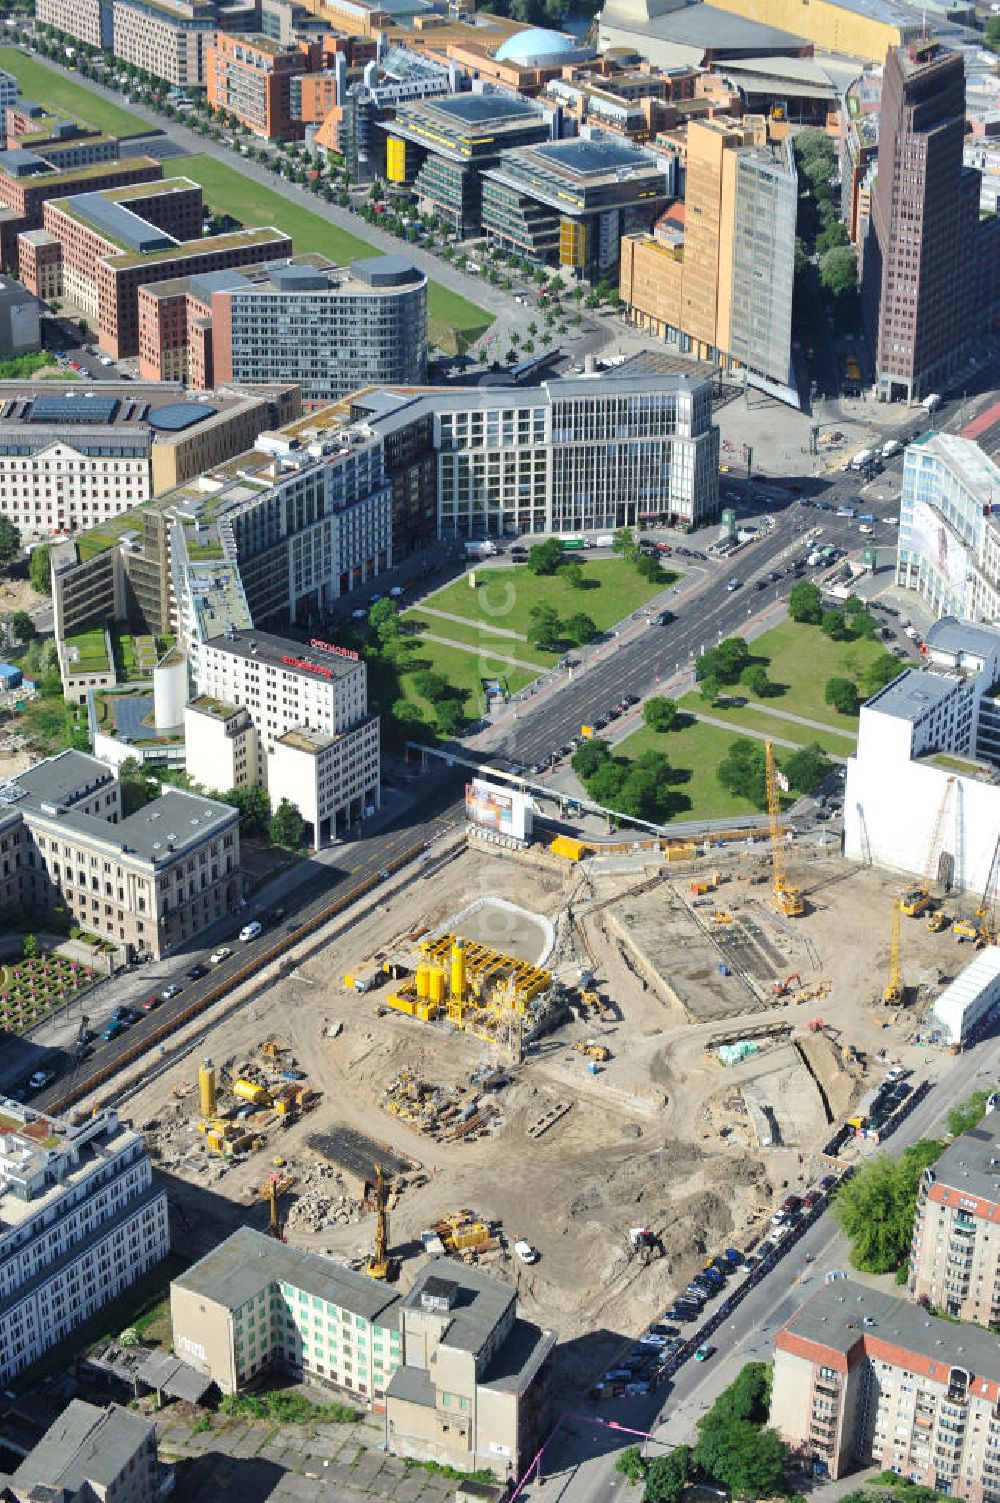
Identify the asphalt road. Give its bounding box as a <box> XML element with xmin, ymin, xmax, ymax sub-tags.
<box><xmin>524</xmin><ymin>1033</ymin><xmax>1000</xmax><ymax>1503</ymax></box>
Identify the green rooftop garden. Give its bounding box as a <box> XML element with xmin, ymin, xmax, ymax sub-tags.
<box><xmin>64</xmin><ymin>628</ymin><xmax>109</xmax><ymax>674</ymax></box>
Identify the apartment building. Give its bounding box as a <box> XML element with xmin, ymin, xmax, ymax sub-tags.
<box><xmin>2</xmin><ymin>1401</ymin><xmax>161</xmax><ymax>1503</ymax></box>
<box><xmin>0</xmin><ymin>1103</ymin><xmax>169</xmax><ymax>1389</ymax></box>
<box><xmin>207</xmin><ymin>32</ymin><xmax>322</xmax><ymax>139</ymax></box>
<box><xmin>171</xmin><ymin>1228</ymin><xmax>555</xmax><ymax>1475</ymax></box>
<box><xmin>0</xmin><ymin>380</ymin><xmax>301</xmax><ymax>538</ymax></box>
<box><xmin>771</xmin><ymin>1279</ymin><xmax>1000</xmax><ymax>1494</ymax></box>
<box><xmin>896</xmin><ymin>430</ymin><xmax>1000</xmax><ymax>622</ymax></box>
<box><xmin>863</xmin><ymin>43</ymin><xmax>980</xmax><ymax>404</ymax></box>
<box><xmin>482</xmin><ymin>135</ymin><xmax>670</xmax><ymax>282</ymax></box>
<box><xmin>0</xmin><ymin>749</ymin><xmax>241</xmax><ymax>958</ymax></box>
<box><xmin>111</xmin><ymin>0</ymin><xmax>219</xmax><ymax>89</ymax></box>
<box><xmin>620</xmin><ymin>117</ymin><xmax>797</xmax><ymax>398</ymax></box>
<box><xmin>27</xmin><ymin>178</ymin><xmax>291</xmax><ymax>357</ymax></box>
<box><xmin>36</xmin><ymin>0</ymin><xmax>113</xmax><ymax>48</ymax></box>
<box><xmin>187</xmin><ymin>628</ymin><xmax>380</xmax><ymax>845</ymax></box>
<box><xmin>910</xmin><ymin>1123</ymin><xmax>1000</xmax><ymax>1327</ymax></box>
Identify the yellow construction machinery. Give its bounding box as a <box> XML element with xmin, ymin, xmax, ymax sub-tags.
<box><xmin>975</xmin><ymin>836</ymin><xmax>1000</xmax><ymax>946</ymax></box>
<box><xmin>711</xmin><ymin>910</ymin><xmax>733</xmax><ymax>925</ymax></box>
<box><xmin>258</xmin><ymin>1171</ymin><xmax>294</xmax><ymax>1240</ymax></box>
<box><xmin>901</xmin><ymin>777</ymin><xmax>955</xmax><ymax>916</ymax></box>
<box><xmin>772</xmin><ymin>972</ymin><xmax>802</xmax><ymax>998</ymax></box>
<box><xmin>366</xmin><ymin>1163</ymin><xmax>395</xmax><ymax>1280</ymax></box>
<box><xmin>765</xmin><ymin>741</ymin><xmax>804</xmax><ymax>917</ymax></box>
<box><xmin>926</xmin><ymin>910</ymin><xmax>950</xmax><ymax>933</ymax></box>
<box><xmin>884</xmin><ymin>897</ymin><xmax>904</xmax><ymax>1004</ymax></box>
<box><xmin>572</xmin><ymin>1040</ymin><xmax>610</xmax><ymax>1062</ymax></box>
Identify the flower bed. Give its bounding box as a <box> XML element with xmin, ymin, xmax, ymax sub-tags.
<box><xmin>0</xmin><ymin>954</ymin><xmax>96</xmax><ymax>1034</ymax></box>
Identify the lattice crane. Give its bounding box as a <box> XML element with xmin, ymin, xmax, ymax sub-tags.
<box><xmin>884</xmin><ymin>896</ymin><xmax>904</xmax><ymax>1004</ymax></box>
<box><xmin>901</xmin><ymin>776</ymin><xmax>956</xmax><ymax>916</ymax></box>
<box><xmin>366</xmin><ymin>1163</ymin><xmax>392</xmax><ymax>1280</ymax></box>
<box><xmin>975</xmin><ymin>835</ymin><xmax>1000</xmax><ymax>946</ymax></box>
<box><xmin>765</xmin><ymin>740</ymin><xmax>804</xmax><ymax>917</ymax></box>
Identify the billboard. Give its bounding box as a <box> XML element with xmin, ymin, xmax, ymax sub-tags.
<box><xmin>465</xmin><ymin>779</ymin><xmax>533</xmax><ymax>842</ymax></box>
<box><xmin>909</xmin><ymin>499</ymin><xmax>970</xmax><ymax>599</ymax></box>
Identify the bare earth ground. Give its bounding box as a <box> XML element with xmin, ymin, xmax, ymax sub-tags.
<box><xmin>117</xmin><ymin>839</ymin><xmax>965</xmax><ymax>1389</ymax></box>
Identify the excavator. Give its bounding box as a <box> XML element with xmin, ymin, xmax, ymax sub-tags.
<box><xmin>365</xmin><ymin>1163</ymin><xmax>398</xmax><ymax>1281</ymax></box>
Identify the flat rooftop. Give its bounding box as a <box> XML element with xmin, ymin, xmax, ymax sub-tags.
<box><xmin>205</xmin><ymin>628</ymin><xmax>364</xmax><ymax>682</ymax></box>
<box><xmin>403</xmin><ymin>1259</ymin><xmax>515</xmax><ymax>1356</ymax></box>
<box><xmin>175</xmin><ymin>1225</ymin><xmax>403</xmax><ymax>1324</ymax></box>
<box><xmin>865</xmin><ymin>666</ymin><xmax>963</xmax><ymax>721</ymax></box>
<box><xmin>924</xmin><ymin>613</ymin><xmax>1000</xmax><ymax>662</ymax></box>
<box><xmin>1</xmin><ymin>154</ymin><xmax>162</xmax><ymax>188</ymax></box>
<box><xmin>107</xmin><ymin>225</ymin><xmax>288</xmax><ymax>272</ymax></box>
<box><xmin>778</xmin><ymin>1278</ymin><xmax>1000</xmax><ymax>1380</ymax></box>
<box><xmin>926</xmin><ymin>1121</ymin><xmax>1000</xmax><ymax>1205</ymax></box>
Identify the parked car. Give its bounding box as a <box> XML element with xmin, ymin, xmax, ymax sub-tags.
<box><xmin>102</xmin><ymin>1019</ymin><xmax>126</xmax><ymax>1041</ymax></box>
<box><xmin>162</xmin><ymin>984</ymin><xmax>181</xmax><ymax>1000</ymax></box>
<box><xmin>28</xmin><ymin>1068</ymin><xmax>55</xmax><ymax>1090</ymax></box>
<box><xmin>513</xmin><ymin>1239</ymin><xmax>538</xmax><ymax>1264</ymax></box>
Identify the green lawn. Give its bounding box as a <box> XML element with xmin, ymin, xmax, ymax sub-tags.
<box><xmin>677</xmin><ymin>694</ymin><xmax>857</xmax><ymax>758</ymax></box>
<box><xmin>0</xmin><ymin>48</ymin><xmax>144</xmax><ymax>136</ymax></box>
<box><xmin>727</xmin><ymin>618</ymin><xmax>889</xmax><ymax>729</ymax></box>
<box><xmin>415</xmin><ymin>559</ymin><xmax>677</xmax><ymax>643</ymax></box>
<box><xmin>403</xmin><ymin>612</ymin><xmax>554</xmax><ymax>668</ymax></box>
<box><xmin>179</xmin><ymin>154</ymin><xmax>492</xmax><ymax>349</ymax></box>
<box><xmin>612</xmin><ymin>719</ymin><xmax>764</xmax><ymax>824</ymax></box>
<box><xmin>367</xmin><ymin>639</ymin><xmax>534</xmax><ymax>749</ymax></box>
<box><xmin>65</xmin><ymin>628</ymin><xmax>109</xmax><ymax>673</ymax></box>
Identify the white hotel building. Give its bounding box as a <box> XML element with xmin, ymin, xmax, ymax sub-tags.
<box><xmin>185</xmin><ymin>629</ymin><xmax>380</xmax><ymax>848</ymax></box>
<box><xmin>0</xmin><ymin>1105</ymin><xmax>170</xmax><ymax>1387</ymax></box>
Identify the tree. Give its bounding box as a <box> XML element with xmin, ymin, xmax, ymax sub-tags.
<box><xmin>217</xmin><ymin>782</ymin><xmax>271</xmax><ymax>839</ymax></box>
<box><xmin>694</xmin><ymin>1420</ymin><xmax>789</xmax><ymax>1499</ymax></box>
<box><xmin>946</xmin><ymin>1089</ymin><xmax>990</xmax><ymax>1138</ymax></box>
<box><xmin>717</xmin><ymin>738</ymin><xmax>767</xmax><ymax>809</ymax></box>
<box><xmin>29</xmin><ymin>544</ymin><xmax>52</xmax><ymax>595</ymax></box>
<box><xmin>559</xmin><ymin>559</ymin><xmax>585</xmax><ymax>589</ymax></box>
<box><xmin>635</xmin><ymin>552</ymin><xmax>664</xmax><ymax>582</ymax></box>
<box><xmin>11</xmin><ymin>610</ymin><xmax>36</xmax><ymax>643</ymax></box>
<box><xmin>526</xmin><ymin>537</ymin><xmax>563</xmax><ymax>576</ymax></box>
<box><xmin>589</xmin><ymin>757</ymin><xmax>628</xmax><ymax>807</ymax></box>
<box><xmin>825</xmin><ymin>676</ymin><xmax>860</xmax><ymax>715</ymax></box>
<box><xmin>820</xmin><ymin>245</ymin><xmax>858</xmax><ymax>300</ymax></box>
<box><xmin>986</xmin><ymin>12</ymin><xmax>1000</xmax><ymax>51</ymax></box>
<box><xmin>833</xmin><ymin>1140</ymin><xmax>945</xmax><ymax>1272</ymax></box>
<box><xmin>643</xmin><ymin>697</ymin><xmax>678</xmax><ymax>733</ymax></box>
<box><xmin>741</xmin><ymin>664</ymin><xmax>771</xmax><ymax>699</ymax></box>
<box><xmin>817</xmin><ymin>220</ymin><xmax>849</xmax><ymax>255</ymax></box>
<box><xmin>564</xmin><ymin>611</ymin><xmax>598</xmax><ymax>646</ymax></box>
<box><xmin>644</xmin><ymin>1447</ymin><xmax>690</xmax><ymax>1503</ymax></box>
<box><xmin>369</xmin><ymin>598</ymin><xmax>400</xmax><ymax>643</ymax></box>
<box><xmin>821</xmin><ymin>608</ymin><xmax>849</xmax><ymax>639</ymax></box>
<box><xmin>0</xmin><ymin>514</ymin><xmax>20</xmax><ymax>567</ymax></box>
<box><xmin>22</xmin><ymin>933</ymin><xmax>39</xmax><ymax>961</ymax></box>
<box><xmin>527</xmin><ymin>603</ymin><xmax>562</xmax><ymax>650</ymax></box>
<box><xmin>615</xmin><ymin>1447</ymin><xmax>646</xmax><ymax>1486</ymax></box>
<box><xmin>865</xmin><ymin>651</ymin><xmax>903</xmax><ymax>695</ymax></box>
<box><xmin>571</xmin><ymin>738</ymin><xmax>610</xmax><ymax>779</ymax></box>
<box><xmin>612</xmin><ymin>527</ymin><xmax>639</xmax><ymax>562</ymax></box>
<box><xmin>700</xmin><ymin>674</ymin><xmax>722</xmax><ymax>706</ymax></box>
<box><xmin>783</xmin><ymin>742</ymin><xmax>832</xmax><ymax>794</ymax></box>
<box><xmin>788</xmin><ymin>579</ymin><xmax>823</xmax><ymax>623</ymax></box>
<box><xmin>412</xmin><ymin>670</ymin><xmax>450</xmax><ymax>701</ymax></box>
<box><xmin>118</xmin><ymin>755</ymin><xmax>160</xmax><ymax>816</ymax></box>
<box><xmin>269</xmin><ymin>797</ymin><xmax>305</xmax><ymax>849</ymax></box>
<box><xmin>716</xmin><ymin>636</ymin><xmax>751</xmax><ymax>682</ymax></box>
<box><xmin>436</xmin><ymin>699</ymin><xmax>467</xmax><ymax>735</ymax></box>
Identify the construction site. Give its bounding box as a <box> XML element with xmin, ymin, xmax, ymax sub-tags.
<box><xmin>112</xmin><ymin>760</ymin><xmax>992</xmax><ymax>1386</ymax></box>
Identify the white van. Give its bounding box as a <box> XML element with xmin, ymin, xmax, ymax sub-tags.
<box><xmin>239</xmin><ymin>920</ymin><xmax>262</xmax><ymax>942</ymax></box>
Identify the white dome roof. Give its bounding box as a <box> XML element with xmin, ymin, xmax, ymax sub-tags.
<box><xmin>495</xmin><ymin>27</ymin><xmax>580</xmax><ymax>64</ymax></box>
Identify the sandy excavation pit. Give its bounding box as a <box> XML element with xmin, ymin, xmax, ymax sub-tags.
<box><xmin>127</xmin><ymin>840</ymin><xmax>971</xmax><ymax>1382</ymax></box>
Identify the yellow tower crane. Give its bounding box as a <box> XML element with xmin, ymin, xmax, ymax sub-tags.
<box><xmin>765</xmin><ymin>740</ymin><xmax>804</xmax><ymax>917</ymax></box>
<box><xmin>366</xmin><ymin>1163</ymin><xmax>392</xmax><ymax>1280</ymax></box>
<box><xmin>975</xmin><ymin>836</ymin><xmax>1000</xmax><ymax>946</ymax></box>
<box><xmin>901</xmin><ymin>776</ymin><xmax>955</xmax><ymax>916</ymax></box>
<box><xmin>884</xmin><ymin>896</ymin><xmax>904</xmax><ymax>1003</ymax></box>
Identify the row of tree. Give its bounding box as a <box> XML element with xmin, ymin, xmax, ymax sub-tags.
<box><xmin>117</xmin><ymin>758</ymin><xmax>306</xmax><ymax>848</ymax></box>
<box><xmin>571</xmin><ymin>738</ymin><xmax>676</xmax><ymax>822</ymax></box>
<box><xmin>793</xmin><ymin>128</ymin><xmax>858</xmax><ymax>305</ymax></box>
<box><xmin>616</xmin><ymin>1363</ymin><xmax>789</xmax><ymax>1501</ymax></box>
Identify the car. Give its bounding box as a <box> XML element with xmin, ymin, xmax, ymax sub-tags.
<box><xmin>28</xmin><ymin>1068</ymin><xmax>55</xmax><ymax>1090</ymax></box>
<box><xmin>186</xmin><ymin>963</ymin><xmax>208</xmax><ymax>980</ymax></box>
<box><xmin>754</xmin><ymin>579</ymin><xmax>767</xmax><ymax>591</ymax></box>
<box><xmin>142</xmin><ymin>994</ymin><xmax>162</xmax><ymax>1012</ymax></box>
<box><xmin>102</xmin><ymin>1019</ymin><xmax>126</xmax><ymax>1041</ymax></box>
<box><xmin>665</xmin><ymin>1306</ymin><xmax>694</xmax><ymax>1323</ymax></box>
<box><xmin>826</xmin><ymin>1268</ymin><xmax>848</xmax><ymax>1283</ymax></box>
<box><xmin>603</xmin><ymin>1368</ymin><xmax>632</xmax><ymax>1383</ymax></box>
<box><xmin>820</xmin><ymin>1174</ymin><xmax>838</xmax><ymax>1192</ymax></box>
<box><xmin>623</xmin><ymin>694</ymin><xmax>640</xmax><ymax>706</ymax></box>
<box><xmin>239</xmin><ymin>920</ymin><xmax>262</xmax><ymax>943</ymax></box>
<box><xmin>78</xmin><ymin>1027</ymin><xmax>95</xmax><ymax>1045</ymax></box>
<box><xmin>112</xmin><ymin>1004</ymin><xmax>131</xmax><ymax>1022</ymax></box>
<box><xmin>694</xmin><ymin>1345</ymin><xmax>716</xmax><ymax>1362</ymax></box>
<box><xmin>210</xmin><ymin>947</ymin><xmax>233</xmax><ymax>965</ymax></box>
<box><xmin>162</xmin><ymin>983</ymin><xmax>181</xmax><ymax>1000</ymax></box>
<box><xmin>640</xmin><ymin>1332</ymin><xmax>669</xmax><ymax>1348</ymax></box>
<box><xmin>726</xmin><ymin>577</ymin><xmax>741</xmax><ymax>591</ymax></box>
<box><xmin>656</xmin><ymin>610</ymin><xmax>676</xmax><ymax>625</ymax></box>
<box><xmin>803</xmin><ymin>1191</ymin><xmax>821</xmax><ymax>1209</ymax></box>
<box><xmin>513</xmin><ymin>1239</ymin><xmax>538</xmax><ymax>1264</ymax></box>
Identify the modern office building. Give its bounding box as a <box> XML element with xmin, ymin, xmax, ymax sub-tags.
<box><xmin>0</xmin><ymin>1102</ymin><xmax>170</xmax><ymax>1388</ymax></box>
<box><xmin>383</xmin><ymin>91</ymin><xmax>551</xmax><ymax>237</ymax></box>
<box><xmin>207</xmin><ymin>33</ymin><xmax>323</xmax><ymax>140</ymax></box>
<box><xmin>482</xmin><ymin>135</ymin><xmax>670</xmax><ymax>281</ymax></box>
<box><xmin>896</xmin><ymin>430</ymin><xmax>1000</xmax><ymax>622</ymax></box>
<box><xmin>771</xmin><ymin>1279</ymin><xmax>1000</xmax><ymax>1489</ymax></box>
<box><xmin>329</xmin><ymin>47</ymin><xmax>452</xmax><ymax>183</ymax></box>
<box><xmin>23</xmin><ymin>177</ymin><xmax>291</xmax><ymax>357</ymax></box>
<box><xmin>843</xmin><ymin>617</ymin><xmax>1000</xmax><ymax>898</ymax></box>
<box><xmin>909</xmin><ymin>1121</ymin><xmax>1000</xmax><ymax>1325</ymax></box>
<box><xmin>2</xmin><ymin>1401</ymin><xmax>163</xmax><ymax>1503</ymax></box>
<box><xmin>701</xmin><ymin>0</ymin><xmax>918</xmax><ymax>65</ymax></box>
<box><xmin>110</xmin><ymin>0</ymin><xmax>220</xmax><ymax>89</ymax></box>
<box><xmin>35</xmin><ymin>0</ymin><xmax>113</xmax><ymax>49</ymax></box>
<box><xmin>171</xmin><ymin>1227</ymin><xmax>556</xmax><ymax>1475</ymax></box>
<box><xmin>0</xmin><ymin>68</ymin><xmax>17</xmax><ymax>125</ymax></box>
<box><xmin>863</xmin><ymin>43</ymin><xmax>980</xmax><ymax>404</ymax></box>
<box><xmin>187</xmin><ymin>629</ymin><xmax>380</xmax><ymax>847</ymax></box>
<box><xmin>0</xmin><ymin>148</ymin><xmax>163</xmax><ymax>268</ymax></box>
<box><xmin>0</xmin><ymin>749</ymin><xmax>241</xmax><ymax>958</ymax></box>
<box><xmin>139</xmin><ymin>255</ymin><xmax>427</xmax><ymax>403</ymax></box>
<box><xmin>0</xmin><ymin>276</ymin><xmax>39</xmax><ymax>357</ymax></box>
<box><xmin>0</xmin><ymin>380</ymin><xmax>301</xmax><ymax>538</ymax></box>
<box><xmin>620</xmin><ymin>117</ymin><xmax>797</xmax><ymax>397</ymax></box>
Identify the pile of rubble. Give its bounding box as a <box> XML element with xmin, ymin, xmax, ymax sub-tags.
<box><xmin>381</xmin><ymin>1068</ymin><xmax>505</xmax><ymax>1143</ymax></box>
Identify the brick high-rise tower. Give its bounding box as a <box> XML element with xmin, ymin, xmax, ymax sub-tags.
<box><xmin>863</xmin><ymin>41</ymin><xmax>979</xmax><ymax>404</ymax></box>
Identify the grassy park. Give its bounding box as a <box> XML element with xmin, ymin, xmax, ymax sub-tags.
<box><xmin>721</xmin><ymin>618</ymin><xmax>889</xmax><ymax>727</ymax></box>
<box><xmin>0</xmin><ymin>48</ymin><xmax>143</xmax><ymax>135</ymax></box>
<box><xmin>611</xmin><ymin>718</ymin><xmax>766</xmax><ymax>824</ymax></box>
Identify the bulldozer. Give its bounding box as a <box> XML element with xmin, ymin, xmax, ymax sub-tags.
<box><xmin>572</xmin><ymin>1040</ymin><xmax>610</xmax><ymax>1062</ymax></box>
<box><xmin>711</xmin><ymin>910</ymin><xmax>733</xmax><ymax>926</ymax></box>
<box><xmin>926</xmin><ymin>910</ymin><xmax>949</xmax><ymax>933</ymax></box>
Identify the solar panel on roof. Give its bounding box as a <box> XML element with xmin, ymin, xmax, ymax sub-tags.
<box><xmin>147</xmin><ymin>401</ymin><xmax>217</xmax><ymax>432</ymax></box>
<box><xmin>27</xmin><ymin>396</ymin><xmax>119</xmax><ymax>425</ymax></box>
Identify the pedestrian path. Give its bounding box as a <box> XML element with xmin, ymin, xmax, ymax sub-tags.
<box><xmin>418</xmin><ymin>631</ymin><xmax>542</xmax><ymax>674</ymax></box>
<box><xmin>411</xmin><ymin>605</ymin><xmax>525</xmax><ymax>640</ymax></box>
<box><xmin>739</xmin><ymin>699</ymin><xmax>857</xmax><ymax>740</ymax></box>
